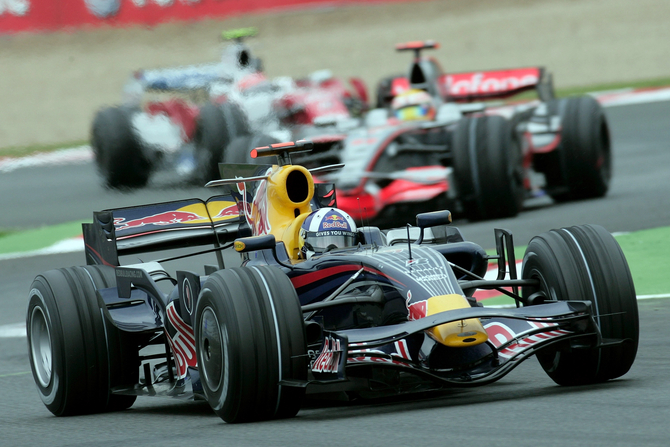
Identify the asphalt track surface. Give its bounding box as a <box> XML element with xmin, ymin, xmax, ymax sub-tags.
<box><xmin>1</xmin><ymin>101</ymin><xmax>669</xmax><ymax>445</ymax></box>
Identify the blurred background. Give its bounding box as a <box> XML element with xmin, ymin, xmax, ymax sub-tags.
<box><xmin>2</xmin><ymin>4</ymin><xmax>670</xmax><ymax>443</ymax></box>
<box><xmin>2</xmin><ymin>0</ymin><xmax>669</xmax><ymax>149</ymax></box>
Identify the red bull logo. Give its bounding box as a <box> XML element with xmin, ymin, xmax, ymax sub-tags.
<box><xmin>208</xmin><ymin>202</ymin><xmax>239</xmax><ymax>221</ymax></box>
<box><xmin>114</xmin><ymin>203</ymin><xmax>211</xmax><ymax>232</ymax></box>
<box><xmin>322</xmin><ymin>214</ymin><xmax>348</xmax><ymax>229</ymax></box>
<box><xmin>114</xmin><ymin>211</ymin><xmax>208</xmax><ymax>232</ymax></box>
<box><xmin>407</xmin><ymin>300</ymin><xmax>427</xmax><ymax>321</ymax></box>
<box><xmin>322</xmin><ymin>221</ymin><xmax>348</xmax><ymax>229</ymax></box>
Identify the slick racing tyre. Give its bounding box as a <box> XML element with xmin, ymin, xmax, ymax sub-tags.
<box><xmin>27</xmin><ymin>266</ymin><xmax>138</xmax><ymax>416</ymax></box>
<box><xmin>194</xmin><ymin>266</ymin><xmax>307</xmax><ymax>423</ymax></box>
<box><xmin>521</xmin><ymin>224</ymin><xmax>639</xmax><ymax>385</ymax></box>
<box><xmin>204</xmin><ymin>134</ymin><xmax>276</xmax><ymax>186</ymax></box>
<box><xmin>91</xmin><ymin>106</ymin><xmax>151</xmax><ymax>189</ymax></box>
<box><xmin>451</xmin><ymin>115</ymin><xmax>524</xmax><ymax>221</ymax></box>
<box><xmin>194</xmin><ymin>101</ymin><xmax>250</xmax><ymax>184</ymax></box>
<box><xmin>540</xmin><ymin>95</ymin><xmax>611</xmax><ymax>202</ymax></box>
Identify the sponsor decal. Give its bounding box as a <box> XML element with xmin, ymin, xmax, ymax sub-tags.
<box><xmin>312</xmin><ymin>336</ymin><xmax>342</xmax><ymax>373</ymax></box>
<box><xmin>350</xmin><ymin>137</ymin><xmax>380</xmax><ymax>146</ymax></box>
<box><xmin>415</xmin><ymin>273</ymin><xmax>449</xmax><ymax>282</ymax></box>
<box><xmin>445</xmin><ymin>68</ymin><xmax>540</xmax><ymax>96</ymax></box>
<box><xmin>315</xmin><ymin>230</ymin><xmax>350</xmax><ymax>237</ymax></box>
<box><xmin>209</xmin><ymin>202</ymin><xmax>239</xmax><ymax>221</ymax></box>
<box><xmin>322</xmin><ymin>221</ymin><xmax>348</xmax><ymax>229</ymax></box>
<box><xmin>320</xmin><ymin>212</ymin><xmax>350</xmax><ymax>230</ymax></box>
<box><xmin>239</xmin><ymin>167</ymin><xmax>272</xmax><ymax>236</ymax></box>
<box><xmin>407</xmin><ymin>300</ymin><xmax>427</xmax><ymax>320</ymax></box>
<box><xmin>348</xmin><ymin>339</ymin><xmax>412</xmax><ymax>365</ymax></box>
<box><xmin>115</xmin><ymin>269</ymin><xmax>144</xmax><ymax>279</ymax></box>
<box><xmin>165</xmin><ymin>301</ymin><xmax>196</xmax><ymax>379</ymax></box>
<box><xmin>405</xmin><ymin>257</ymin><xmax>449</xmax><ymax>282</ymax></box>
<box><xmin>484</xmin><ymin>320</ymin><xmax>568</xmax><ymax>359</ymax></box>
<box><xmin>406</xmin><ymin>257</ymin><xmax>428</xmax><ymax>267</ymax></box>
<box><xmin>405</xmin><ymin>289</ymin><xmax>429</xmax><ymax>320</ymax></box>
<box><xmin>114</xmin><ymin>206</ymin><xmax>209</xmax><ymax>232</ymax></box>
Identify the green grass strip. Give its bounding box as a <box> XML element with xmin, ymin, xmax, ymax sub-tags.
<box><xmin>615</xmin><ymin>227</ymin><xmax>670</xmax><ymax>296</ymax></box>
<box><xmin>0</xmin><ymin>221</ymin><xmax>82</xmax><ymax>254</ymax></box>
<box><xmin>557</xmin><ymin>76</ymin><xmax>670</xmax><ymax>98</ymax></box>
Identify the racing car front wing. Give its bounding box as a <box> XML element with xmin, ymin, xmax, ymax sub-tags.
<box><xmin>306</xmin><ymin>301</ymin><xmax>600</xmax><ymax>392</ymax></box>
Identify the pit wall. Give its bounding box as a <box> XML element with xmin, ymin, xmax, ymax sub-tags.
<box><xmin>0</xmin><ymin>0</ymin><xmax>404</xmax><ymax>34</ymax></box>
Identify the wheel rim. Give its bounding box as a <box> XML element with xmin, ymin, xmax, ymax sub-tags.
<box><xmin>199</xmin><ymin>306</ymin><xmax>227</xmax><ymax>394</ymax></box>
<box><xmin>30</xmin><ymin>306</ymin><xmax>53</xmax><ymax>388</ymax></box>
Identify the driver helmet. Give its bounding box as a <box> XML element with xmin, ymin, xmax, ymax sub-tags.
<box><xmin>391</xmin><ymin>88</ymin><xmax>436</xmax><ymax>121</ymax></box>
<box><xmin>300</xmin><ymin>208</ymin><xmax>357</xmax><ymax>259</ymax></box>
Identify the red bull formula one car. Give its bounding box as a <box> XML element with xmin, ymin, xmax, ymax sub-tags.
<box><xmin>298</xmin><ymin>41</ymin><xmax>611</xmax><ymax>226</ymax></box>
<box><xmin>27</xmin><ymin>141</ymin><xmax>637</xmax><ymax>423</ymax></box>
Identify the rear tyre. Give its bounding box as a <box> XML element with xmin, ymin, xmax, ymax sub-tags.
<box><xmin>194</xmin><ymin>101</ymin><xmax>250</xmax><ymax>184</ymax></box>
<box><xmin>222</xmin><ymin>134</ymin><xmax>278</xmax><ymax>165</ymax></box>
<box><xmin>27</xmin><ymin>266</ymin><xmax>138</xmax><ymax>416</ymax></box>
<box><xmin>541</xmin><ymin>95</ymin><xmax>611</xmax><ymax>201</ymax></box>
<box><xmin>194</xmin><ymin>266</ymin><xmax>307</xmax><ymax>423</ymax></box>
<box><xmin>451</xmin><ymin>115</ymin><xmax>524</xmax><ymax>221</ymax></box>
<box><xmin>521</xmin><ymin>224</ymin><xmax>639</xmax><ymax>385</ymax></box>
<box><xmin>91</xmin><ymin>106</ymin><xmax>151</xmax><ymax>189</ymax></box>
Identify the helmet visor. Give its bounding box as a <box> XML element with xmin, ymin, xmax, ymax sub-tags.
<box><xmin>395</xmin><ymin>104</ymin><xmax>431</xmax><ymax>121</ymax></box>
<box><xmin>304</xmin><ymin>230</ymin><xmax>357</xmax><ymax>252</ymax></box>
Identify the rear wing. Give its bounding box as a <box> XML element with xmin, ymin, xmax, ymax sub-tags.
<box><xmin>133</xmin><ymin>28</ymin><xmax>260</xmax><ymax>93</ymax></box>
<box><xmin>83</xmin><ymin>162</ymin><xmax>339</xmax><ymax>266</ymax></box>
<box><xmin>440</xmin><ymin>67</ymin><xmax>555</xmax><ymax>102</ymax></box>
<box><xmin>384</xmin><ymin>66</ymin><xmax>554</xmax><ymax>107</ymax></box>
<box><xmin>83</xmin><ymin>195</ymin><xmax>244</xmax><ymax>266</ymax></box>
<box><xmin>134</xmin><ymin>63</ymin><xmax>230</xmax><ymax>92</ymax></box>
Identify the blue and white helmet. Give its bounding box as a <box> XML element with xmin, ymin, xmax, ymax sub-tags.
<box><xmin>300</xmin><ymin>208</ymin><xmax>357</xmax><ymax>258</ymax></box>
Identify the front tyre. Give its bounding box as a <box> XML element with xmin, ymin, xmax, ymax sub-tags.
<box><xmin>194</xmin><ymin>266</ymin><xmax>307</xmax><ymax>423</ymax></box>
<box><xmin>521</xmin><ymin>224</ymin><xmax>638</xmax><ymax>385</ymax></box>
<box><xmin>27</xmin><ymin>266</ymin><xmax>138</xmax><ymax>416</ymax></box>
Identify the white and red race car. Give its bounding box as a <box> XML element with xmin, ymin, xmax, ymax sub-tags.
<box><xmin>297</xmin><ymin>40</ymin><xmax>611</xmax><ymax>226</ymax></box>
<box><xmin>90</xmin><ymin>29</ymin><xmax>367</xmax><ymax>189</ymax></box>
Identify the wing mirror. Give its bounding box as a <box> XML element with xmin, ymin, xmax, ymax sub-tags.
<box><xmin>415</xmin><ymin>210</ymin><xmax>452</xmax><ymax>244</ymax></box>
